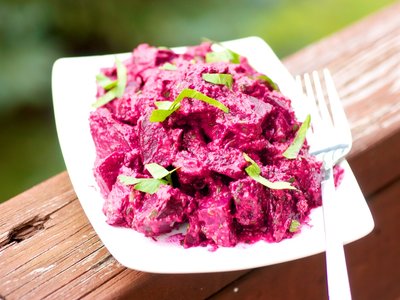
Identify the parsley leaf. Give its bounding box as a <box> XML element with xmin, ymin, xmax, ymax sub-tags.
<box><xmin>150</xmin><ymin>88</ymin><xmax>229</xmax><ymax>122</ymax></box>
<box><xmin>119</xmin><ymin>163</ymin><xmax>177</xmax><ymax>194</ymax></box>
<box><xmin>159</xmin><ymin>62</ymin><xmax>177</xmax><ymax>71</ymax></box>
<box><xmin>145</xmin><ymin>163</ymin><xmax>172</xmax><ymax>179</ymax></box>
<box><xmin>257</xmin><ymin>74</ymin><xmax>280</xmax><ymax>91</ymax></box>
<box><xmin>205</xmin><ymin>49</ymin><xmax>240</xmax><ymax>64</ymax></box>
<box><xmin>243</xmin><ymin>153</ymin><xmax>296</xmax><ymax>190</ymax></box>
<box><xmin>282</xmin><ymin>114</ymin><xmax>311</xmax><ymax>159</ymax></box>
<box><xmin>96</xmin><ymin>73</ymin><xmax>118</xmax><ymax>90</ymax></box>
<box><xmin>289</xmin><ymin>219</ymin><xmax>301</xmax><ymax>232</ymax></box>
<box><xmin>114</xmin><ymin>58</ymin><xmax>127</xmax><ymax>97</ymax></box>
<box><xmin>92</xmin><ymin>57</ymin><xmax>127</xmax><ymax>108</ymax></box>
<box><xmin>202</xmin><ymin>73</ymin><xmax>233</xmax><ymax>89</ymax></box>
<box><xmin>133</xmin><ymin>179</ymin><xmax>166</xmax><ymax>194</ymax></box>
<box><xmin>202</xmin><ymin>40</ymin><xmax>240</xmax><ymax>64</ymax></box>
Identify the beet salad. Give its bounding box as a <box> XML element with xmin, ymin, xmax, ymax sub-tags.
<box><xmin>89</xmin><ymin>42</ymin><xmax>323</xmax><ymax>248</ymax></box>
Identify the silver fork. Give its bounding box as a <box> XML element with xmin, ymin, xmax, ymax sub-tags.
<box><xmin>296</xmin><ymin>69</ymin><xmax>352</xmax><ymax>300</ymax></box>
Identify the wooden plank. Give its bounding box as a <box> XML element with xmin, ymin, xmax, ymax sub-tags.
<box><xmin>209</xmin><ymin>178</ymin><xmax>400</xmax><ymax>300</ymax></box>
<box><xmin>84</xmin><ymin>270</ymin><xmax>248</xmax><ymax>300</ymax></box>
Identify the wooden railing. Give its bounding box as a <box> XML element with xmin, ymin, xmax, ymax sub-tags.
<box><xmin>1</xmin><ymin>2</ymin><xmax>399</xmax><ymax>299</ymax></box>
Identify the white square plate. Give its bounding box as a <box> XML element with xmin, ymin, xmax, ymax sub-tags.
<box><xmin>52</xmin><ymin>36</ymin><xmax>374</xmax><ymax>273</ymax></box>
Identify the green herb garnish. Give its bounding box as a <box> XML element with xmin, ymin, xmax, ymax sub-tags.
<box><xmin>119</xmin><ymin>163</ymin><xmax>178</xmax><ymax>194</ymax></box>
<box><xmin>159</xmin><ymin>62</ymin><xmax>177</xmax><ymax>71</ymax></box>
<box><xmin>243</xmin><ymin>153</ymin><xmax>296</xmax><ymax>190</ymax></box>
<box><xmin>93</xmin><ymin>58</ymin><xmax>127</xmax><ymax>108</ymax></box>
<box><xmin>150</xmin><ymin>88</ymin><xmax>229</xmax><ymax>122</ymax></box>
<box><xmin>289</xmin><ymin>219</ymin><xmax>301</xmax><ymax>232</ymax></box>
<box><xmin>204</xmin><ymin>40</ymin><xmax>241</xmax><ymax>65</ymax></box>
<box><xmin>282</xmin><ymin>114</ymin><xmax>311</xmax><ymax>159</ymax></box>
<box><xmin>257</xmin><ymin>74</ymin><xmax>280</xmax><ymax>91</ymax></box>
<box><xmin>202</xmin><ymin>73</ymin><xmax>233</xmax><ymax>89</ymax></box>
<box><xmin>145</xmin><ymin>163</ymin><xmax>178</xmax><ymax>185</ymax></box>
<box><xmin>205</xmin><ymin>49</ymin><xmax>240</xmax><ymax>64</ymax></box>
<box><xmin>96</xmin><ymin>73</ymin><xmax>118</xmax><ymax>90</ymax></box>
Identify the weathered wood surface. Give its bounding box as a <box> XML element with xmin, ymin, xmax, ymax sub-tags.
<box><xmin>1</xmin><ymin>2</ymin><xmax>400</xmax><ymax>300</ymax></box>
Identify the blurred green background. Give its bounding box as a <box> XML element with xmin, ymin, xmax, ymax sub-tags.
<box><xmin>0</xmin><ymin>0</ymin><xmax>395</xmax><ymax>202</ymax></box>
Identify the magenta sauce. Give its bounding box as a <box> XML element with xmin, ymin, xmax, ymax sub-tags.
<box><xmin>89</xmin><ymin>43</ymin><xmax>325</xmax><ymax>248</ymax></box>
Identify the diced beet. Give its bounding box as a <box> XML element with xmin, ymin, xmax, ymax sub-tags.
<box><xmin>106</xmin><ymin>94</ymin><xmax>141</xmax><ymax>125</ymax></box>
<box><xmin>204</xmin><ymin>146</ymin><xmax>247</xmax><ymax>179</ymax></box>
<box><xmin>265</xmin><ymin>189</ymin><xmax>296</xmax><ymax>242</ymax></box>
<box><xmin>94</xmin><ymin>151</ymin><xmax>125</xmax><ymax>197</ymax></box>
<box><xmin>103</xmin><ymin>178</ymin><xmax>135</xmax><ymax>227</ymax></box>
<box><xmin>211</xmin><ymin>95</ymin><xmax>273</xmax><ymax>145</ymax></box>
<box><xmin>90</xmin><ymin>108</ymin><xmax>137</xmax><ymax>160</ymax></box>
<box><xmin>137</xmin><ymin>116</ymin><xmax>179</xmax><ymax>166</ymax></box>
<box><xmin>195</xmin><ymin>189</ymin><xmax>237</xmax><ymax>247</ymax></box>
<box><xmin>181</xmin><ymin>128</ymin><xmax>208</xmax><ymax>153</ymax></box>
<box><xmin>262</xmin><ymin>100</ymin><xmax>297</xmax><ymax>143</ymax></box>
<box><xmin>174</xmin><ymin>150</ymin><xmax>209</xmax><ymax>186</ymax></box>
<box><xmin>132</xmin><ymin>185</ymin><xmax>192</xmax><ymax>236</ymax></box>
<box><xmin>230</xmin><ymin>178</ymin><xmax>266</xmax><ymax>228</ymax></box>
<box><xmin>130</xmin><ymin>44</ymin><xmax>178</xmax><ymax>73</ymax></box>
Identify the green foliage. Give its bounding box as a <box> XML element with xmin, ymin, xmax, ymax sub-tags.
<box><xmin>0</xmin><ymin>109</ymin><xmax>65</xmax><ymax>202</ymax></box>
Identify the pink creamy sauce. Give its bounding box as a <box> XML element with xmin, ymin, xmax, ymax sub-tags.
<box><xmin>89</xmin><ymin>43</ymin><xmax>326</xmax><ymax>248</ymax></box>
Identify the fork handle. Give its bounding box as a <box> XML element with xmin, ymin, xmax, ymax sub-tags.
<box><xmin>321</xmin><ymin>167</ymin><xmax>352</xmax><ymax>300</ymax></box>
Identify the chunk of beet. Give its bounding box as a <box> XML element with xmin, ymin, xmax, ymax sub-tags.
<box><xmin>204</xmin><ymin>146</ymin><xmax>247</xmax><ymax>179</ymax></box>
<box><xmin>174</xmin><ymin>150</ymin><xmax>209</xmax><ymax>186</ymax></box>
<box><xmin>90</xmin><ymin>108</ymin><xmax>137</xmax><ymax>160</ymax></box>
<box><xmin>132</xmin><ymin>185</ymin><xmax>192</xmax><ymax>237</ymax></box>
<box><xmin>103</xmin><ymin>178</ymin><xmax>135</xmax><ymax>227</ymax></box>
<box><xmin>137</xmin><ymin>116</ymin><xmax>179</xmax><ymax>166</ymax></box>
<box><xmin>265</xmin><ymin>189</ymin><xmax>296</xmax><ymax>242</ymax></box>
<box><xmin>94</xmin><ymin>151</ymin><xmax>125</xmax><ymax>197</ymax></box>
<box><xmin>192</xmin><ymin>186</ymin><xmax>237</xmax><ymax>247</ymax></box>
<box><xmin>217</xmin><ymin>95</ymin><xmax>273</xmax><ymax>142</ymax></box>
<box><xmin>230</xmin><ymin>178</ymin><xmax>266</xmax><ymax>228</ymax></box>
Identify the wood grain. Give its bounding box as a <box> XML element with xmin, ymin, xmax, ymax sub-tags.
<box><xmin>0</xmin><ymin>2</ymin><xmax>400</xmax><ymax>299</ymax></box>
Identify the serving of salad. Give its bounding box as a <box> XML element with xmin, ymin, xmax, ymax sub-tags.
<box><xmin>89</xmin><ymin>41</ymin><xmax>324</xmax><ymax>249</ymax></box>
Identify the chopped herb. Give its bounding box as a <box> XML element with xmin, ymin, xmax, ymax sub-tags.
<box><xmin>115</xmin><ymin>58</ymin><xmax>127</xmax><ymax>97</ymax></box>
<box><xmin>150</xmin><ymin>88</ymin><xmax>229</xmax><ymax>122</ymax></box>
<box><xmin>132</xmin><ymin>178</ymin><xmax>165</xmax><ymax>194</ymax></box>
<box><xmin>282</xmin><ymin>114</ymin><xmax>311</xmax><ymax>159</ymax></box>
<box><xmin>162</xmin><ymin>90</ymin><xmax>171</xmax><ymax>98</ymax></box>
<box><xmin>202</xmin><ymin>39</ymin><xmax>240</xmax><ymax>64</ymax></box>
<box><xmin>160</xmin><ymin>62</ymin><xmax>177</xmax><ymax>71</ymax></box>
<box><xmin>92</xmin><ymin>90</ymin><xmax>118</xmax><ymax>108</ymax></box>
<box><xmin>96</xmin><ymin>73</ymin><xmax>118</xmax><ymax>90</ymax></box>
<box><xmin>243</xmin><ymin>153</ymin><xmax>296</xmax><ymax>190</ymax></box>
<box><xmin>202</xmin><ymin>73</ymin><xmax>233</xmax><ymax>89</ymax></box>
<box><xmin>206</xmin><ymin>49</ymin><xmax>240</xmax><ymax>64</ymax></box>
<box><xmin>257</xmin><ymin>74</ymin><xmax>280</xmax><ymax>91</ymax></box>
<box><xmin>149</xmin><ymin>209</ymin><xmax>158</xmax><ymax>219</ymax></box>
<box><xmin>289</xmin><ymin>219</ymin><xmax>301</xmax><ymax>232</ymax></box>
<box><xmin>154</xmin><ymin>101</ymin><xmax>174</xmax><ymax>110</ymax></box>
<box><xmin>92</xmin><ymin>57</ymin><xmax>127</xmax><ymax>108</ymax></box>
<box><xmin>145</xmin><ymin>163</ymin><xmax>178</xmax><ymax>185</ymax></box>
<box><xmin>119</xmin><ymin>163</ymin><xmax>178</xmax><ymax>194</ymax></box>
